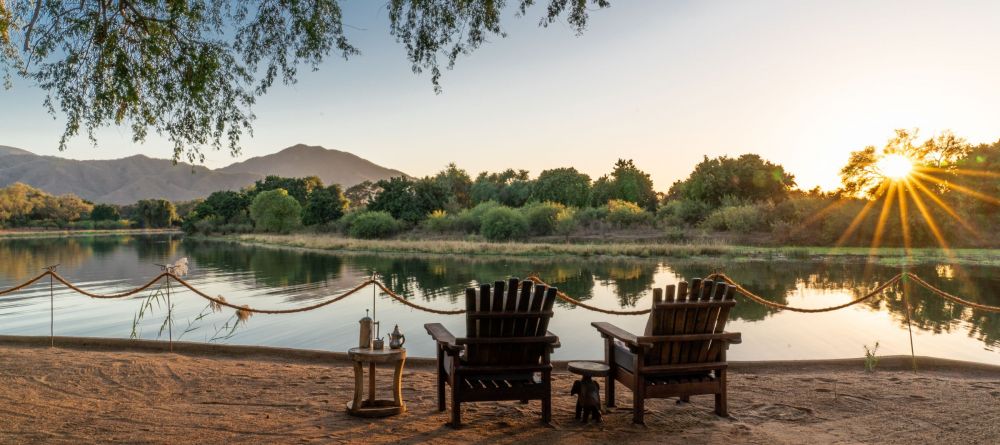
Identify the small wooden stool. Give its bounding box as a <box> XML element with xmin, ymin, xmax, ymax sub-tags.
<box><xmin>346</xmin><ymin>347</ymin><xmax>406</xmax><ymax>417</ymax></box>
<box><xmin>567</xmin><ymin>361</ymin><xmax>610</xmax><ymax>423</ymax></box>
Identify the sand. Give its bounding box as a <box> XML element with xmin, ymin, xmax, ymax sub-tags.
<box><xmin>0</xmin><ymin>339</ymin><xmax>997</xmax><ymax>445</ymax></box>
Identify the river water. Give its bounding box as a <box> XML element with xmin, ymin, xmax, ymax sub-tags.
<box><xmin>0</xmin><ymin>235</ymin><xmax>997</xmax><ymax>364</ymax></box>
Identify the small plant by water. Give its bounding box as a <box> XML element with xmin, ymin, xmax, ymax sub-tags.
<box><xmin>863</xmin><ymin>341</ymin><xmax>880</xmax><ymax>372</ymax></box>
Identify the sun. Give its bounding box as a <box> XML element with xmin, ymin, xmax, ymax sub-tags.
<box><xmin>875</xmin><ymin>153</ymin><xmax>913</xmax><ymax>181</ymax></box>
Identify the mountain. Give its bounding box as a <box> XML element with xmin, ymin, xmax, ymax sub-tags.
<box><xmin>0</xmin><ymin>144</ymin><xmax>406</xmax><ymax>204</ymax></box>
<box><xmin>219</xmin><ymin>144</ymin><xmax>407</xmax><ymax>186</ymax></box>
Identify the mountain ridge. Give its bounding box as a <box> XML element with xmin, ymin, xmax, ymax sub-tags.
<box><xmin>0</xmin><ymin>144</ymin><xmax>406</xmax><ymax>204</ymax></box>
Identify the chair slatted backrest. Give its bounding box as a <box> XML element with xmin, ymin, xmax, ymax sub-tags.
<box><xmin>464</xmin><ymin>278</ymin><xmax>557</xmax><ymax>367</ymax></box>
<box><xmin>643</xmin><ymin>279</ymin><xmax>736</xmax><ymax>367</ymax></box>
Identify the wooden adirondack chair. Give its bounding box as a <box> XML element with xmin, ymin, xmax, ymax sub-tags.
<box><xmin>425</xmin><ymin>278</ymin><xmax>560</xmax><ymax>427</ymax></box>
<box><xmin>592</xmin><ymin>278</ymin><xmax>742</xmax><ymax>424</ymax></box>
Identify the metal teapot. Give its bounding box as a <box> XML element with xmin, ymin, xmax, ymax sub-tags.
<box><xmin>389</xmin><ymin>324</ymin><xmax>406</xmax><ymax>349</ymax></box>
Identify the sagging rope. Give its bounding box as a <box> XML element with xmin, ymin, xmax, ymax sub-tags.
<box><xmin>905</xmin><ymin>272</ymin><xmax>1000</xmax><ymax>313</ymax></box>
<box><xmin>705</xmin><ymin>272</ymin><xmax>905</xmax><ymax>313</ymax></box>
<box><xmin>527</xmin><ymin>275</ymin><xmax>653</xmax><ymax>315</ymax></box>
<box><xmin>1</xmin><ymin>269</ymin><xmax>998</xmax><ymax>315</ymax></box>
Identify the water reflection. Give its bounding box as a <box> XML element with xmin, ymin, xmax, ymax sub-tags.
<box><xmin>0</xmin><ymin>235</ymin><xmax>997</xmax><ymax>360</ymax></box>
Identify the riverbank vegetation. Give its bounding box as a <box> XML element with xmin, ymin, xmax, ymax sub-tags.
<box><xmin>183</xmin><ymin>130</ymin><xmax>998</xmax><ymax>249</ymax></box>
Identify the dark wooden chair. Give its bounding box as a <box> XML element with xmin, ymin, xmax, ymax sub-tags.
<box><xmin>592</xmin><ymin>278</ymin><xmax>742</xmax><ymax>424</ymax></box>
<box><xmin>425</xmin><ymin>278</ymin><xmax>560</xmax><ymax>427</ymax></box>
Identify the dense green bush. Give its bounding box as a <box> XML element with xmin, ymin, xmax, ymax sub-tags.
<box><xmin>249</xmin><ymin>189</ymin><xmax>302</xmax><ymax>233</ymax></box>
<box><xmin>572</xmin><ymin>206</ymin><xmax>609</xmax><ymax>228</ymax></box>
<box><xmin>606</xmin><ymin>199</ymin><xmax>653</xmax><ymax>227</ymax></box>
<box><xmin>480</xmin><ymin>206</ymin><xmax>528</xmax><ymax>241</ymax></box>
<box><xmin>348</xmin><ymin>211</ymin><xmax>402</xmax><ymax>239</ymax></box>
<box><xmin>452</xmin><ymin>201</ymin><xmax>502</xmax><ymax>233</ymax></box>
<box><xmin>521</xmin><ymin>201</ymin><xmax>567</xmax><ymax>236</ymax></box>
<box><xmin>701</xmin><ymin>204</ymin><xmax>770</xmax><ymax>233</ymax></box>
<box><xmin>422</xmin><ymin>209</ymin><xmax>453</xmax><ymax>233</ymax></box>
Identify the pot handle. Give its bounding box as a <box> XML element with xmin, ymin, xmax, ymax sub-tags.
<box><xmin>400</xmin><ymin>334</ymin><xmax>405</xmax><ymax>347</ymax></box>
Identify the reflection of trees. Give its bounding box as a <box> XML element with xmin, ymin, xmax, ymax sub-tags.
<box><xmin>183</xmin><ymin>239</ymin><xmax>342</xmax><ymax>287</ymax></box>
<box><xmin>0</xmin><ymin>237</ymin><xmax>98</xmax><ymax>279</ymax></box>
<box><xmin>591</xmin><ymin>262</ymin><xmax>656</xmax><ymax>307</ymax></box>
<box><xmin>666</xmin><ymin>260</ymin><xmax>1000</xmax><ymax>349</ymax></box>
<box><xmin>134</xmin><ymin>234</ymin><xmax>182</xmax><ymax>262</ymax></box>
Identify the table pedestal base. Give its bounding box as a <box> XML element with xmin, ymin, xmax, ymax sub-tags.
<box><xmin>346</xmin><ymin>399</ymin><xmax>405</xmax><ymax>418</ymax></box>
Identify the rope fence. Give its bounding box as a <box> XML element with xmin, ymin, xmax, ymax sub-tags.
<box><xmin>0</xmin><ymin>268</ymin><xmax>998</xmax><ymax>320</ymax></box>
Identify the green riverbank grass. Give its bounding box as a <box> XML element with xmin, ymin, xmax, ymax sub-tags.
<box><xmin>0</xmin><ymin>228</ymin><xmax>181</xmax><ymax>239</ymax></box>
<box><xmin>219</xmin><ymin>233</ymin><xmax>1000</xmax><ymax>266</ymax></box>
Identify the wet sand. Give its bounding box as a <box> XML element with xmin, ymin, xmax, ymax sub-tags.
<box><xmin>0</xmin><ymin>338</ymin><xmax>997</xmax><ymax>444</ymax></box>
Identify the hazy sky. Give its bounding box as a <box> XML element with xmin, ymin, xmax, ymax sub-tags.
<box><xmin>3</xmin><ymin>0</ymin><xmax>1000</xmax><ymax>191</ymax></box>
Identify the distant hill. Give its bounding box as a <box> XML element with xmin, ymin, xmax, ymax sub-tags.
<box><xmin>219</xmin><ymin>144</ymin><xmax>407</xmax><ymax>186</ymax></box>
<box><xmin>0</xmin><ymin>144</ymin><xmax>406</xmax><ymax>204</ymax></box>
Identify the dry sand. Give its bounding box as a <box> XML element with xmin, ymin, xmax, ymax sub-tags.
<box><xmin>0</xmin><ymin>338</ymin><xmax>997</xmax><ymax>445</ymax></box>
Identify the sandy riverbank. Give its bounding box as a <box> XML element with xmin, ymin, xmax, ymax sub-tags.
<box><xmin>0</xmin><ymin>338</ymin><xmax>997</xmax><ymax>444</ymax></box>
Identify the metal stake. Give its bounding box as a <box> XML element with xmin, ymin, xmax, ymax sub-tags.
<box><xmin>43</xmin><ymin>264</ymin><xmax>59</xmax><ymax>347</ymax></box>
<box><xmin>901</xmin><ymin>273</ymin><xmax>917</xmax><ymax>372</ymax></box>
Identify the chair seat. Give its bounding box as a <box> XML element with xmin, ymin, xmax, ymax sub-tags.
<box><xmin>461</xmin><ymin>375</ymin><xmax>542</xmax><ymax>391</ymax></box>
<box><xmin>612</xmin><ymin>342</ymin><xmax>716</xmax><ymax>381</ymax></box>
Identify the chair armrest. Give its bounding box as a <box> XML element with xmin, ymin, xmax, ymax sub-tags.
<box><xmin>636</xmin><ymin>332</ymin><xmax>742</xmax><ymax>345</ymax></box>
<box><xmin>424</xmin><ymin>323</ymin><xmax>463</xmax><ymax>354</ymax></box>
<box><xmin>591</xmin><ymin>321</ymin><xmax>639</xmax><ymax>347</ymax></box>
<box><xmin>456</xmin><ymin>335</ymin><xmax>560</xmax><ymax>345</ymax></box>
<box><xmin>546</xmin><ymin>331</ymin><xmax>561</xmax><ymax>350</ymax></box>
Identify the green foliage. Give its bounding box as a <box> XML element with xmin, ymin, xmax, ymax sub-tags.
<box><xmin>521</xmin><ymin>201</ymin><xmax>569</xmax><ymax>236</ymax></box>
<box><xmin>606</xmin><ymin>199</ymin><xmax>653</xmax><ymax>227</ymax></box>
<box><xmin>433</xmin><ymin>163</ymin><xmax>473</xmax><ymax>210</ymax></box>
<box><xmin>368</xmin><ymin>176</ymin><xmax>448</xmax><ymax>224</ymax></box>
<box><xmin>701</xmin><ymin>204</ymin><xmax>771</xmax><ymax>233</ymax></box>
<box><xmin>573</xmin><ymin>206</ymin><xmax>610</xmax><ymax>228</ymax></box>
<box><xmin>669</xmin><ymin>154</ymin><xmax>795</xmax><ymax>210</ymax></box>
<box><xmin>480</xmin><ymin>206</ymin><xmax>529</xmax><ymax>241</ymax></box>
<box><xmin>249</xmin><ymin>189</ymin><xmax>302</xmax><ymax>233</ymax></box>
<box><xmin>590</xmin><ymin>159</ymin><xmax>657</xmax><ymax>210</ymax></box>
<box><xmin>422</xmin><ymin>209</ymin><xmax>453</xmax><ymax>233</ymax></box>
<box><xmin>864</xmin><ymin>341</ymin><xmax>880</xmax><ymax>372</ymax></box>
<box><xmin>303</xmin><ymin>185</ymin><xmax>349</xmax><ymax>226</ymax></box>
<box><xmin>471</xmin><ymin>169</ymin><xmax>534</xmax><ymax>207</ymax></box>
<box><xmin>348</xmin><ymin>211</ymin><xmax>402</xmax><ymax>239</ymax></box>
<box><xmin>134</xmin><ymin>199</ymin><xmax>177</xmax><ymax>228</ymax></box>
<box><xmin>252</xmin><ymin>176</ymin><xmax>323</xmax><ymax>206</ymax></box>
<box><xmin>532</xmin><ymin>167</ymin><xmax>591</xmax><ymax>207</ymax></box>
<box><xmin>452</xmin><ymin>201</ymin><xmax>503</xmax><ymax>233</ymax></box>
<box><xmin>2</xmin><ymin>1</ymin><xmax>607</xmax><ymax>161</ymax></box>
<box><xmin>90</xmin><ymin>204</ymin><xmax>120</xmax><ymax>221</ymax></box>
<box><xmin>194</xmin><ymin>190</ymin><xmax>251</xmax><ymax>224</ymax></box>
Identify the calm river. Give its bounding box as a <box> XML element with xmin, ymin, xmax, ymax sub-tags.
<box><xmin>0</xmin><ymin>235</ymin><xmax>997</xmax><ymax>364</ymax></box>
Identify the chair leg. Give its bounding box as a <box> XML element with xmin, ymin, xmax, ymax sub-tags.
<box><xmin>715</xmin><ymin>370</ymin><xmax>728</xmax><ymax>417</ymax></box>
<box><xmin>542</xmin><ymin>396</ymin><xmax>552</xmax><ymax>424</ymax></box>
<box><xmin>437</xmin><ymin>348</ymin><xmax>446</xmax><ymax>411</ymax></box>
<box><xmin>606</xmin><ymin>374</ymin><xmax>616</xmax><ymax>408</ymax></box>
<box><xmin>680</xmin><ymin>395</ymin><xmax>690</xmax><ymax>403</ymax></box>
<box><xmin>450</xmin><ymin>386</ymin><xmax>462</xmax><ymax>427</ymax></box>
<box><xmin>633</xmin><ymin>379</ymin><xmax>645</xmax><ymax>424</ymax></box>
<box><xmin>715</xmin><ymin>391</ymin><xmax>728</xmax><ymax>417</ymax></box>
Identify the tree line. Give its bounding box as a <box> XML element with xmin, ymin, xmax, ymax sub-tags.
<box><xmin>4</xmin><ymin>129</ymin><xmax>997</xmax><ymax>248</ymax></box>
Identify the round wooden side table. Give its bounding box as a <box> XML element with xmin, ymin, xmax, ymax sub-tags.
<box><xmin>346</xmin><ymin>347</ymin><xmax>407</xmax><ymax>418</ymax></box>
<box><xmin>567</xmin><ymin>361</ymin><xmax>610</xmax><ymax>423</ymax></box>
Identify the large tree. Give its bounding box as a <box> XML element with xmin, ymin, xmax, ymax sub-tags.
<box><xmin>590</xmin><ymin>159</ymin><xmax>657</xmax><ymax>210</ymax></box>
<box><xmin>0</xmin><ymin>1</ymin><xmax>610</xmax><ymax>162</ymax></box>
<box><xmin>532</xmin><ymin>167</ymin><xmax>590</xmax><ymax>207</ymax></box>
<box><xmin>839</xmin><ymin>129</ymin><xmax>969</xmax><ymax>198</ymax></box>
<box><xmin>669</xmin><ymin>154</ymin><xmax>795</xmax><ymax>206</ymax></box>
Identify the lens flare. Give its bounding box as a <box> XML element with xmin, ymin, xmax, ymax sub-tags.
<box><xmin>875</xmin><ymin>153</ymin><xmax>913</xmax><ymax>180</ymax></box>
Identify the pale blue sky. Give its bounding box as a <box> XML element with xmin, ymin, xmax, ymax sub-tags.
<box><xmin>3</xmin><ymin>0</ymin><xmax>1000</xmax><ymax>190</ymax></box>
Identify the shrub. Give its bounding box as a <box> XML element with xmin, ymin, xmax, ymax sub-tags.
<box><xmin>573</xmin><ymin>206</ymin><xmax>609</xmax><ymax>228</ymax></box>
<box><xmin>521</xmin><ymin>201</ymin><xmax>568</xmax><ymax>236</ymax></box>
<box><xmin>657</xmin><ymin>199</ymin><xmax>713</xmax><ymax>226</ymax></box>
<box><xmin>701</xmin><ymin>204</ymin><xmax>770</xmax><ymax>233</ymax></box>
<box><xmin>606</xmin><ymin>199</ymin><xmax>653</xmax><ymax>227</ymax></box>
<box><xmin>422</xmin><ymin>209</ymin><xmax>454</xmax><ymax>233</ymax></box>
<box><xmin>554</xmin><ymin>207</ymin><xmax>578</xmax><ymax>236</ymax></box>
<box><xmin>480</xmin><ymin>206</ymin><xmax>528</xmax><ymax>241</ymax></box>
<box><xmin>249</xmin><ymin>189</ymin><xmax>302</xmax><ymax>233</ymax></box>
<box><xmin>348</xmin><ymin>211</ymin><xmax>402</xmax><ymax>239</ymax></box>
<box><xmin>453</xmin><ymin>201</ymin><xmax>502</xmax><ymax>233</ymax></box>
